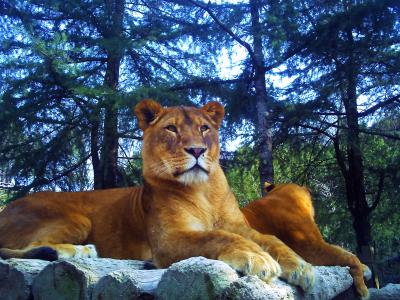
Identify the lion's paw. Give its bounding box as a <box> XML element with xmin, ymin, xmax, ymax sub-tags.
<box><xmin>279</xmin><ymin>255</ymin><xmax>315</xmax><ymax>292</ymax></box>
<box><xmin>57</xmin><ymin>244</ymin><xmax>98</xmax><ymax>259</ymax></box>
<box><xmin>219</xmin><ymin>249</ymin><xmax>281</xmax><ymax>282</ymax></box>
<box><xmin>74</xmin><ymin>244</ymin><xmax>98</xmax><ymax>258</ymax></box>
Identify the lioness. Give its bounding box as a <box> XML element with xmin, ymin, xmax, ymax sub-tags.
<box><xmin>0</xmin><ymin>99</ymin><xmax>314</xmax><ymax>291</ymax></box>
<box><xmin>242</xmin><ymin>183</ymin><xmax>369</xmax><ymax>298</ymax></box>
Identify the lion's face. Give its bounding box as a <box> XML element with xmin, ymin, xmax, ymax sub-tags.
<box><xmin>135</xmin><ymin>99</ymin><xmax>224</xmax><ymax>185</ymax></box>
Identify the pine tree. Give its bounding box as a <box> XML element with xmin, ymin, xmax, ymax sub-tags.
<box><xmin>279</xmin><ymin>0</ymin><xmax>400</xmax><ymax>280</ymax></box>
<box><xmin>0</xmin><ymin>0</ymin><xmax>224</xmax><ymax>194</ymax></box>
<box><xmin>188</xmin><ymin>0</ymin><xmax>311</xmax><ymax>194</ymax></box>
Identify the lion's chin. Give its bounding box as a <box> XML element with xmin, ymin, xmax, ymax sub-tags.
<box><xmin>176</xmin><ymin>168</ymin><xmax>209</xmax><ymax>185</ymax></box>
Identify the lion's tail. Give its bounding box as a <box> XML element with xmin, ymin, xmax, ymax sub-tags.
<box><xmin>0</xmin><ymin>246</ymin><xmax>58</xmax><ymax>260</ymax></box>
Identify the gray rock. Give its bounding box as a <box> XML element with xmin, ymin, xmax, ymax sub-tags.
<box><xmin>0</xmin><ymin>258</ymin><xmax>50</xmax><ymax>300</ymax></box>
<box><xmin>156</xmin><ymin>256</ymin><xmax>239</xmax><ymax>300</ymax></box>
<box><xmin>92</xmin><ymin>268</ymin><xmax>165</xmax><ymax>300</ymax></box>
<box><xmin>369</xmin><ymin>283</ymin><xmax>400</xmax><ymax>300</ymax></box>
<box><xmin>0</xmin><ymin>256</ymin><xmax>364</xmax><ymax>300</ymax></box>
<box><xmin>222</xmin><ymin>275</ymin><xmax>296</xmax><ymax>300</ymax></box>
<box><xmin>32</xmin><ymin>258</ymin><xmax>150</xmax><ymax>300</ymax></box>
<box><xmin>305</xmin><ymin>266</ymin><xmax>353</xmax><ymax>300</ymax></box>
<box><xmin>223</xmin><ymin>266</ymin><xmax>353</xmax><ymax>300</ymax></box>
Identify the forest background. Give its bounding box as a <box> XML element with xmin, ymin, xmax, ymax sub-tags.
<box><xmin>0</xmin><ymin>0</ymin><xmax>399</xmax><ymax>285</ymax></box>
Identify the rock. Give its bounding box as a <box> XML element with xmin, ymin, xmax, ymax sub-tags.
<box><xmin>306</xmin><ymin>266</ymin><xmax>353</xmax><ymax>300</ymax></box>
<box><xmin>92</xmin><ymin>269</ymin><xmax>165</xmax><ymax>300</ymax></box>
<box><xmin>369</xmin><ymin>283</ymin><xmax>400</xmax><ymax>300</ymax></box>
<box><xmin>0</xmin><ymin>256</ymin><xmax>364</xmax><ymax>300</ymax></box>
<box><xmin>32</xmin><ymin>258</ymin><xmax>150</xmax><ymax>300</ymax></box>
<box><xmin>0</xmin><ymin>258</ymin><xmax>50</xmax><ymax>300</ymax></box>
<box><xmin>156</xmin><ymin>256</ymin><xmax>239</xmax><ymax>300</ymax></box>
<box><xmin>223</xmin><ymin>266</ymin><xmax>353</xmax><ymax>300</ymax></box>
<box><xmin>222</xmin><ymin>275</ymin><xmax>296</xmax><ymax>300</ymax></box>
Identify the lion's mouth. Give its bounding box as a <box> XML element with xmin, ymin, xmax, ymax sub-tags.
<box><xmin>173</xmin><ymin>164</ymin><xmax>209</xmax><ymax>177</ymax></box>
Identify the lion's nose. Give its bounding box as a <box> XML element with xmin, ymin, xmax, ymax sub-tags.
<box><xmin>185</xmin><ymin>147</ymin><xmax>207</xmax><ymax>159</ymax></box>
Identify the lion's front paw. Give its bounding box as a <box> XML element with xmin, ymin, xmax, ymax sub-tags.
<box><xmin>278</xmin><ymin>254</ymin><xmax>315</xmax><ymax>292</ymax></box>
<box><xmin>75</xmin><ymin>244</ymin><xmax>98</xmax><ymax>258</ymax></box>
<box><xmin>57</xmin><ymin>244</ymin><xmax>98</xmax><ymax>259</ymax></box>
<box><xmin>218</xmin><ymin>248</ymin><xmax>281</xmax><ymax>282</ymax></box>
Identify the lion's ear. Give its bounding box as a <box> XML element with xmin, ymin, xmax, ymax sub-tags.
<box><xmin>202</xmin><ymin>101</ymin><xmax>224</xmax><ymax>129</ymax></box>
<box><xmin>134</xmin><ymin>99</ymin><xmax>163</xmax><ymax>130</ymax></box>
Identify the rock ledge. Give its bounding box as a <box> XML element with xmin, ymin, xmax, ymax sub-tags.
<box><xmin>0</xmin><ymin>256</ymin><xmax>373</xmax><ymax>300</ymax></box>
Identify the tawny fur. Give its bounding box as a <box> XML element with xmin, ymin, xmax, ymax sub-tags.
<box><xmin>0</xmin><ymin>100</ymin><xmax>365</xmax><ymax>297</ymax></box>
<box><xmin>242</xmin><ymin>183</ymin><xmax>369</xmax><ymax>298</ymax></box>
<box><xmin>0</xmin><ymin>187</ymin><xmax>149</xmax><ymax>260</ymax></box>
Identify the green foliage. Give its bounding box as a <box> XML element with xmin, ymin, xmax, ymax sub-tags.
<box><xmin>273</xmin><ymin>139</ymin><xmax>358</xmax><ymax>249</ymax></box>
<box><xmin>0</xmin><ymin>0</ymin><xmax>227</xmax><ymax>193</ymax></box>
<box><xmin>225</xmin><ymin>147</ymin><xmax>261</xmax><ymax>207</ymax></box>
<box><xmin>0</xmin><ymin>191</ymin><xmax>6</xmax><ymax>206</ymax></box>
<box><xmin>226</xmin><ymin>114</ymin><xmax>399</xmax><ymax>257</ymax></box>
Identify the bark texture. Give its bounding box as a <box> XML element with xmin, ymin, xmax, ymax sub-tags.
<box><xmin>249</xmin><ymin>0</ymin><xmax>275</xmax><ymax>194</ymax></box>
<box><xmin>93</xmin><ymin>0</ymin><xmax>125</xmax><ymax>189</ymax></box>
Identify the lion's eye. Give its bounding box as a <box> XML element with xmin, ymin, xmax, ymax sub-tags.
<box><xmin>200</xmin><ymin>125</ymin><xmax>209</xmax><ymax>133</ymax></box>
<box><xmin>165</xmin><ymin>125</ymin><xmax>177</xmax><ymax>133</ymax></box>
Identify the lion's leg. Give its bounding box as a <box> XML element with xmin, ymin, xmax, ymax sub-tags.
<box><xmin>268</xmin><ymin>196</ymin><xmax>368</xmax><ymax>298</ymax></box>
<box><xmin>150</xmin><ymin>229</ymin><xmax>281</xmax><ymax>283</ymax></box>
<box><xmin>296</xmin><ymin>241</ymin><xmax>369</xmax><ymax>299</ymax></box>
<box><xmin>248</xmin><ymin>193</ymin><xmax>369</xmax><ymax>299</ymax></box>
<box><xmin>0</xmin><ymin>214</ymin><xmax>96</xmax><ymax>260</ymax></box>
<box><xmin>226</xmin><ymin>223</ymin><xmax>315</xmax><ymax>292</ymax></box>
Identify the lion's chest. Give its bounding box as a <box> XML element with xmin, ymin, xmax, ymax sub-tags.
<box><xmin>185</xmin><ymin>194</ymin><xmax>223</xmax><ymax>231</ymax></box>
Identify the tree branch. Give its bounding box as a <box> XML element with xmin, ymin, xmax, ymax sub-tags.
<box><xmin>187</xmin><ymin>0</ymin><xmax>258</xmax><ymax>65</ymax></box>
<box><xmin>368</xmin><ymin>170</ymin><xmax>385</xmax><ymax>213</ymax></box>
<box><xmin>332</xmin><ymin>131</ymin><xmax>350</xmax><ymax>183</ymax></box>
<box><xmin>318</xmin><ymin>119</ymin><xmax>400</xmax><ymax>140</ymax></box>
<box><xmin>11</xmin><ymin>153</ymin><xmax>91</xmax><ymax>198</ymax></box>
<box><xmin>169</xmin><ymin>77</ymin><xmax>252</xmax><ymax>91</ymax></box>
<box><xmin>263</xmin><ymin>45</ymin><xmax>305</xmax><ymax>72</ymax></box>
<box><xmin>295</xmin><ymin>122</ymin><xmax>335</xmax><ymax>139</ymax></box>
<box><xmin>358</xmin><ymin>94</ymin><xmax>400</xmax><ymax>117</ymax></box>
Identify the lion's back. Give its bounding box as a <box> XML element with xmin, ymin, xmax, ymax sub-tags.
<box><xmin>0</xmin><ymin>187</ymin><xmax>143</xmax><ymax>250</ymax></box>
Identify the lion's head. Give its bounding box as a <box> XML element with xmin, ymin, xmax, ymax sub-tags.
<box><xmin>134</xmin><ymin>99</ymin><xmax>224</xmax><ymax>185</ymax></box>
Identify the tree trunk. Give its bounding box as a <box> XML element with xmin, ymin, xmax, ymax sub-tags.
<box><xmin>91</xmin><ymin>108</ymin><xmax>103</xmax><ymax>189</ymax></box>
<box><xmin>343</xmin><ymin>80</ymin><xmax>375</xmax><ymax>281</ymax></box>
<box><xmin>343</xmin><ymin>25</ymin><xmax>372</xmax><ymax>261</ymax></box>
<box><xmin>249</xmin><ymin>0</ymin><xmax>274</xmax><ymax>195</ymax></box>
<box><xmin>101</xmin><ymin>96</ymin><xmax>119</xmax><ymax>188</ymax></box>
<box><xmin>341</xmin><ymin>24</ymin><xmax>377</xmax><ymax>287</ymax></box>
<box><xmin>99</xmin><ymin>0</ymin><xmax>124</xmax><ymax>189</ymax></box>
